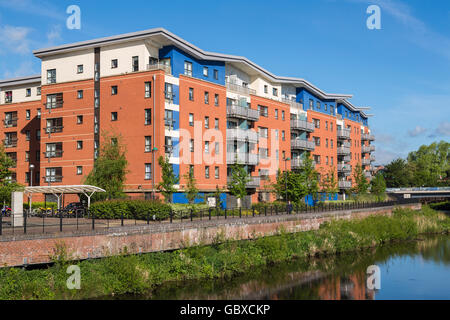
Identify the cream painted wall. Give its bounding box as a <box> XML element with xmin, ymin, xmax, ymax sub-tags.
<box><xmin>41</xmin><ymin>49</ymin><xmax>94</xmax><ymax>84</ymax></box>
<box><xmin>250</xmin><ymin>77</ymin><xmax>281</xmax><ymax>102</ymax></box>
<box><xmin>0</xmin><ymin>83</ymin><xmax>41</xmax><ymax>105</ymax></box>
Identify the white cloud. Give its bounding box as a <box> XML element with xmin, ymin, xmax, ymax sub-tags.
<box><xmin>0</xmin><ymin>0</ymin><xmax>65</xmax><ymax>21</ymax></box>
<box><xmin>46</xmin><ymin>25</ymin><xmax>62</xmax><ymax>45</ymax></box>
<box><xmin>435</xmin><ymin>121</ymin><xmax>450</xmax><ymax>137</ymax></box>
<box><xmin>408</xmin><ymin>126</ymin><xmax>427</xmax><ymax>137</ymax></box>
<box><xmin>2</xmin><ymin>60</ymin><xmax>36</xmax><ymax>78</ymax></box>
<box><xmin>374</xmin><ymin>147</ymin><xmax>405</xmax><ymax>165</ymax></box>
<box><xmin>0</xmin><ymin>25</ymin><xmax>32</xmax><ymax>54</ymax></box>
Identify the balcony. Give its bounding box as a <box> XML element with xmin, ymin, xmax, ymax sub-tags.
<box><xmin>164</xmin><ymin>119</ymin><xmax>176</xmax><ymax>130</ymax></box>
<box><xmin>361</xmin><ymin>146</ymin><xmax>371</xmax><ymax>153</ymax></box>
<box><xmin>361</xmin><ymin>133</ymin><xmax>375</xmax><ymax>141</ymax></box>
<box><xmin>227</xmin><ymin>128</ymin><xmax>258</xmax><ymax>144</ymax></box>
<box><xmin>4</xmin><ymin>119</ymin><xmax>18</xmax><ymax>128</ymax></box>
<box><xmin>226</xmin><ymin>105</ymin><xmax>260</xmax><ymax>121</ymax></box>
<box><xmin>365</xmin><ymin>172</ymin><xmax>373</xmax><ymax>179</ymax></box>
<box><xmin>146</xmin><ymin>63</ymin><xmax>171</xmax><ymax>74</ymax></box>
<box><xmin>291</xmin><ymin>139</ymin><xmax>315</xmax><ymax>151</ymax></box>
<box><xmin>338</xmin><ymin>181</ymin><xmax>352</xmax><ymax>189</ymax></box>
<box><xmin>227</xmin><ymin>152</ymin><xmax>258</xmax><ymax>165</ymax></box>
<box><xmin>3</xmin><ymin>139</ymin><xmax>18</xmax><ymax>148</ymax></box>
<box><xmin>226</xmin><ymin>82</ymin><xmax>256</xmax><ymax>96</ymax></box>
<box><xmin>361</xmin><ymin>159</ymin><xmax>371</xmax><ymax>166</ymax></box>
<box><xmin>282</xmin><ymin>98</ymin><xmax>303</xmax><ymax>110</ymax></box>
<box><xmin>290</xmin><ymin>119</ymin><xmax>315</xmax><ymax>132</ymax></box>
<box><xmin>45</xmin><ymin>126</ymin><xmax>64</xmax><ymax>134</ymax></box>
<box><xmin>338</xmin><ymin>164</ymin><xmax>352</xmax><ymax>172</ymax></box>
<box><xmin>227</xmin><ymin>176</ymin><xmax>261</xmax><ymax>189</ymax></box>
<box><xmin>370</xmin><ymin>155</ymin><xmax>376</xmax><ymax>162</ymax></box>
<box><xmin>291</xmin><ymin>158</ymin><xmax>304</xmax><ymax>169</ymax></box>
<box><xmin>370</xmin><ymin>145</ymin><xmax>376</xmax><ymax>152</ymax></box>
<box><xmin>337</xmin><ymin>146</ymin><xmax>351</xmax><ymax>155</ymax></box>
<box><xmin>44</xmin><ymin>150</ymin><xmax>63</xmax><ymax>159</ymax></box>
<box><xmin>337</xmin><ymin>129</ymin><xmax>351</xmax><ymax>140</ymax></box>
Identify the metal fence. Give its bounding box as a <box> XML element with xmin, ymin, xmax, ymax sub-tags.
<box><xmin>0</xmin><ymin>198</ymin><xmax>422</xmax><ymax>237</ymax></box>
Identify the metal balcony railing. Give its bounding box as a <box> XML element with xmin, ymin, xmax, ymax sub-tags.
<box><xmin>146</xmin><ymin>63</ymin><xmax>171</xmax><ymax>74</ymax></box>
<box><xmin>290</xmin><ymin>119</ymin><xmax>315</xmax><ymax>132</ymax></box>
<box><xmin>45</xmin><ymin>126</ymin><xmax>64</xmax><ymax>134</ymax></box>
<box><xmin>338</xmin><ymin>181</ymin><xmax>352</xmax><ymax>189</ymax></box>
<box><xmin>282</xmin><ymin>98</ymin><xmax>303</xmax><ymax>110</ymax></box>
<box><xmin>226</xmin><ymin>105</ymin><xmax>260</xmax><ymax>121</ymax></box>
<box><xmin>44</xmin><ymin>175</ymin><xmax>63</xmax><ymax>183</ymax></box>
<box><xmin>361</xmin><ymin>133</ymin><xmax>375</xmax><ymax>141</ymax></box>
<box><xmin>164</xmin><ymin>119</ymin><xmax>176</xmax><ymax>130</ymax></box>
<box><xmin>370</xmin><ymin>145</ymin><xmax>376</xmax><ymax>152</ymax></box>
<box><xmin>361</xmin><ymin>159</ymin><xmax>371</xmax><ymax>166</ymax></box>
<box><xmin>227</xmin><ymin>152</ymin><xmax>258</xmax><ymax>165</ymax></box>
<box><xmin>337</xmin><ymin>129</ymin><xmax>351</xmax><ymax>139</ymax></box>
<box><xmin>370</xmin><ymin>155</ymin><xmax>376</xmax><ymax>162</ymax></box>
<box><xmin>291</xmin><ymin>139</ymin><xmax>315</xmax><ymax>151</ymax></box>
<box><xmin>337</xmin><ymin>146</ymin><xmax>351</xmax><ymax>155</ymax></box>
<box><xmin>338</xmin><ymin>164</ymin><xmax>352</xmax><ymax>172</ymax></box>
<box><xmin>291</xmin><ymin>158</ymin><xmax>304</xmax><ymax>169</ymax></box>
<box><xmin>226</xmin><ymin>82</ymin><xmax>256</xmax><ymax>96</ymax></box>
<box><xmin>45</xmin><ymin>101</ymin><xmax>64</xmax><ymax>110</ymax></box>
<box><xmin>361</xmin><ymin>146</ymin><xmax>371</xmax><ymax>153</ymax></box>
<box><xmin>227</xmin><ymin>128</ymin><xmax>258</xmax><ymax>144</ymax></box>
<box><xmin>3</xmin><ymin>139</ymin><xmax>18</xmax><ymax>148</ymax></box>
<box><xmin>4</xmin><ymin>119</ymin><xmax>18</xmax><ymax>128</ymax></box>
<box><xmin>44</xmin><ymin>150</ymin><xmax>63</xmax><ymax>158</ymax></box>
<box><xmin>229</xmin><ymin>176</ymin><xmax>261</xmax><ymax>189</ymax></box>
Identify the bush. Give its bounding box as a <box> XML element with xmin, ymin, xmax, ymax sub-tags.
<box><xmin>23</xmin><ymin>202</ymin><xmax>57</xmax><ymax>210</ymax></box>
<box><xmin>89</xmin><ymin>200</ymin><xmax>171</xmax><ymax>221</ymax></box>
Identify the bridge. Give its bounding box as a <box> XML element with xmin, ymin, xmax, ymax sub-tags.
<box><xmin>387</xmin><ymin>187</ymin><xmax>450</xmax><ymax>202</ymax></box>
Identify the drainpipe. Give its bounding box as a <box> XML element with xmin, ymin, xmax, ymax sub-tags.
<box><xmin>152</xmin><ymin>74</ymin><xmax>156</xmax><ymax>200</ymax></box>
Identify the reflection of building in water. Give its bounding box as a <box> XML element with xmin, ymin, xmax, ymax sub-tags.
<box><xmin>318</xmin><ymin>271</ymin><xmax>375</xmax><ymax>300</ymax></box>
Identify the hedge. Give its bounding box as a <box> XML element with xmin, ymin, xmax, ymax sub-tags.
<box><xmin>89</xmin><ymin>200</ymin><xmax>172</xmax><ymax>221</ymax></box>
<box><xmin>23</xmin><ymin>202</ymin><xmax>58</xmax><ymax>210</ymax></box>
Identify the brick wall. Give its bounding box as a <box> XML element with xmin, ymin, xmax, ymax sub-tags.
<box><xmin>0</xmin><ymin>203</ymin><xmax>421</xmax><ymax>268</ymax></box>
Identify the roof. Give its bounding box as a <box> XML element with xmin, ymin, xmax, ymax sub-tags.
<box><xmin>32</xmin><ymin>28</ymin><xmax>355</xmax><ymax>102</ymax></box>
<box><xmin>0</xmin><ymin>75</ymin><xmax>41</xmax><ymax>88</ymax></box>
<box><xmin>24</xmin><ymin>185</ymin><xmax>106</xmax><ymax>195</ymax></box>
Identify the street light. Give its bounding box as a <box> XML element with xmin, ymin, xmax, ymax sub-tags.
<box><xmin>284</xmin><ymin>158</ymin><xmax>291</xmax><ymax>206</ymax></box>
<box><xmin>29</xmin><ymin>164</ymin><xmax>35</xmax><ymax>214</ymax></box>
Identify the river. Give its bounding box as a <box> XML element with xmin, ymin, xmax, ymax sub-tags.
<box><xmin>118</xmin><ymin>235</ymin><xmax>450</xmax><ymax>300</ymax></box>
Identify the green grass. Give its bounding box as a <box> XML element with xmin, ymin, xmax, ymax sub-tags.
<box><xmin>0</xmin><ymin>205</ymin><xmax>448</xmax><ymax>300</ymax></box>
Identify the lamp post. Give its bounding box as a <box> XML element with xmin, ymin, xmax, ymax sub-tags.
<box><xmin>284</xmin><ymin>158</ymin><xmax>291</xmax><ymax>205</ymax></box>
<box><xmin>29</xmin><ymin>164</ymin><xmax>35</xmax><ymax>214</ymax></box>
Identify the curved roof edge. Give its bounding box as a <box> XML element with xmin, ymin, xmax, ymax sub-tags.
<box><xmin>33</xmin><ymin>28</ymin><xmax>354</xmax><ymax>102</ymax></box>
<box><xmin>0</xmin><ymin>74</ymin><xmax>41</xmax><ymax>87</ymax></box>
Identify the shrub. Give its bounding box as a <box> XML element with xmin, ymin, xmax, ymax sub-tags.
<box><xmin>89</xmin><ymin>200</ymin><xmax>171</xmax><ymax>221</ymax></box>
<box><xmin>23</xmin><ymin>202</ymin><xmax>57</xmax><ymax>210</ymax></box>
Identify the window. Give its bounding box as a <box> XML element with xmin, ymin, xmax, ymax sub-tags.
<box><xmin>77</xmin><ymin>65</ymin><xmax>83</xmax><ymax>74</ymax></box>
<box><xmin>205</xmin><ymin>166</ymin><xmax>210</xmax><ymax>179</ymax></box>
<box><xmin>145</xmin><ymin>82</ymin><xmax>152</xmax><ymax>98</ymax></box>
<box><xmin>258</xmin><ymin>105</ymin><xmax>268</xmax><ymax>117</ymax></box>
<box><xmin>213</xmin><ymin>69</ymin><xmax>218</xmax><ymax>80</ymax></box>
<box><xmin>204</xmin><ymin>91</ymin><xmax>209</xmax><ymax>104</ymax></box>
<box><xmin>37</xmin><ymin>87</ymin><xmax>41</xmax><ymax>96</ymax></box>
<box><xmin>275</xmin><ymin>109</ymin><xmax>279</xmax><ymax>119</ymax></box>
<box><xmin>326</xmin><ymin>156</ymin><xmax>329</xmax><ymax>165</ymax></box>
<box><xmin>325</xmin><ymin>104</ymin><xmax>328</xmax><ymax>112</ymax></box>
<box><xmin>77</xmin><ymin>166</ymin><xmax>83</xmax><ymax>175</ymax></box>
<box><xmin>330</xmin><ymin>123</ymin><xmax>333</xmax><ymax>131</ymax></box>
<box><xmin>309</xmin><ymin>99</ymin><xmax>313</xmax><ymax>110</ymax></box>
<box><xmin>26</xmin><ymin>110</ymin><xmax>30</xmax><ymax>120</ymax></box>
<box><xmin>205</xmin><ymin>116</ymin><xmax>209</xmax><ymax>129</ymax></box>
<box><xmin>77</xmin><ymin>115</ymin><xmax>83</xmax><ymax>124</ymax></box>
<box><xmin>26</xmin><ymin>130</ymin><xmax>31</xmax><ymax>141</ymax></box>
<box><xmin>111</xmin><ymin>138</ymin><xmax>118</xmax><ymax>146</ymax></box>
<box><xmin>189</xmin><ymin>165</ymin><xmax>194</xmax><ymax>176</ymax></box>
<box><xmin>77</xmin><ymin>90</ymin><xmax>83</xmax><ymax>99</ymax></box>
<box><xmin>313</xmin><ymin>119</ymin><xmax>320</xmax><ymax>129</ymax></box>
<box><xmin>111</xmin><ymin>86</ymin><xmax>118</xmax><ymax>95</ymax></box>
<box><xmin>132</xmin><ymin>56</ymin><xmax>139</xmax><ymax>72</ymax></box>
<box><xmin>145</xmin><ymin>136</ymin><xmax>152</xmax><ymax>152</ymax></box>
<box><xmin>184</xmin><ymin>61</ymin><xmax>193</xmax><ymax>76</ymax></box>
<box><xmin>189</xmin><ymin>113</ymin><xmax>194</xmax><ymax>126</ymax></box>
<box><xmin>314</xmin><ymin>137</ymin><xmax>320</xmax><ymax>146</ymax></box>
<box><xmin>331</xmin><ymin>157</ymin><xmax>334</xmax><ymax>166</ymax></box>
<box><xmin>25</xmin><ymin>151</ymin><xmax>30</xmax><ymax>162</ymax></box>
<box><xmin>111</xmin><ymin>59</ymin><xmax>118</xmax><ymax>68</ymax></box>
<box><xmin>145</xmin><ymin>164</ymin><xmax>152</xmax><ymax>180</ymax></box>
<box><xmin>215</xmin><ymin>167</ymin><xmax>219</xmax><ymax>179</ymax></box>
<box><xmin>111</xmin><ymin>112</ymin><xmax>118</xmax><ymax>121</ymax></box>
<box><xmin>325</xmin><ymin>121</ymin><xmax>328</xmax><ymax>130</ymax></box>
<box><xmin>259</xmin><ymin>127</ymin><xmax>268</xmax><ymax>138</ymax></box>
<box><xmin>46</xmin><ymin>93</ymin><xmax>63</xmax><ymax>109</ymax></box>
<box><xmin>205</xmin><ymin>141</ymin><xmax>210</xmax><ymax>153</ymax></box>
<box><xmin>214</xmin><ymin>94</ymin><xmax>219</xmax><ymax>106</ymax></box>
<box><xmin>47</xmin><ymin>69</ymin><xmax>56</xmax><ymax>84</ymax></box>
<box><xmin>275</xmin><ymin>129</ymin><xmax>279</xmax><ymax>140</ymax></box>
<box><xmin>189</xmin><ymin>88</ymin><xmax>194</xmax><ymax>101</ymax></box>
<box><xmin>326</xmin><ymin>139</ymin><xmax>329</xmax><ymax>148</ymax></box>
<box><xmin>273</xmin><ymin>88</ymin><xmax>278</xmax><ymax>96</ymax></box>
<box><xmin>215</xmin><ymin>118</ymin><xmax>219</xmax><ymax>130</ymax></box>
<box><xmin>314</xmin><ymin>155</ymin><xmax>321</xmax><ymax>165</ymax></box>
<box><xmin>282</xmin><ymin>151</ymin><xmax>286</xmax><ymax>160</ymax></box>
<box><xmin>26</xmin><ymin>88</ymin><xmax>31</xmax><ymax>97</ymax></box>
<box><xmin>282</xmin><ymin>131</ymin><xmax>286</xmax><ymax>141</ymax></box>
<box><xmin>264</xmin><ymin>85</ymin><xmax>268</xmax><ymax>94</ymax></box>
<box><xmin>164</xmin><ymin>83</ymin><xmax>173</xmax><ymax>101</ymax></box>
<box><xmin>190</xmin><ymin>139</ymin><xmax>194</xmax><ymax>152</ymax></box>
<box><xmin>165</xmin><ymin>110</ymin><xmax>174</xmax><ymax>129</ymax></box>
<box><xmin>37</xmin><ymin>109</ymin><xmax>41</xmax><ymax>119</ymax></box>
<box><xmin>203</xmin><ymin>67</ymin><xmax>208</xmax><ymax>77</ymax></box>
<box><xmin>259</xmin><ymin>148</ymin><xmax>269</xmax><ymax>159</ymax></box>
<box><xmin>145</xmin><ymin>109</ymin><xmax>152</xmax><ymax>125</ymax></box>
<box><xmin>5</xmin><ymin>91</ymin><xmax>12</xmax><ymax>103</ymax></box>
<box><xmin>77</xmin><ymin>141</ymin><xmax>83</xmax><ymax>150</ymax></box>
<box><xmin>316</xmin><ymin>101</ymin><xmax>321</xmax><ymax>109</ymax></box>
<box><xmin>282</xmin><ymin>111</ymin><xmax>285</xmax><ymax>121</ymax></box>
<box><xmin>215</xmin><ymin>142</ymin><xmax>220</xmax><ymax>155</ymax></box>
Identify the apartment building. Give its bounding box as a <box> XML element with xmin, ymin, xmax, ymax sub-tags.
<box><xmin>0</xmin><ymin>28</ymin><xmax>375</xmax><ymax>206</ymax></box>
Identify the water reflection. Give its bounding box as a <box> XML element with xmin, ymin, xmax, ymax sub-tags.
<box><xmin>118</xmin><ymin>235</ymin><xmax>449</xmax><ymax>300</ymax></box>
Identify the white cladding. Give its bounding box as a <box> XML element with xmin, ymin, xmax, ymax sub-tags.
<box><xmin>250</xmin><ymin>77</ymin><xmax>281</xmax><ymax>101</ymax></box>
<box><xmin>41</xmin><ymin>49</ymin><xmax>94</xmax><ymax>84</ymax></box>
<box><xmin>0</xmin><ymin>83</ymin><xmax>41</xmax><ymax>105</ymax></box>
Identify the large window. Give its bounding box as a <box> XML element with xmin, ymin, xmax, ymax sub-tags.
<box><xmin>189</xmin><ymin>88</ymin><xmax>194</xmax><ymax>101</ymax></box>
<box><xmin>132</xmin><ymin>56</ymin><xmax>139</xmax><ymax>72</ymax></box>
<box><xmin>47</xmin><ymin>69</ymin><xmax>56</xmax><ymax>84</ymax></box>
<box><xmin>258</xmin><ymin>105</ymin><xmax>268</xmax><ymax>117</ymax></box>
<box><xmin>145</xmin><ymin>136</ymin><xmax>152</xmax><ymax>152</ymax></box>
<box><xmin>145</xmin><ymin>82</ymin><xmax>152</xmax><ymax>98</ymax></box>
<box><xmin>4</xmin><ymin>91</ymin><xmax>12</xmax><ymax>103</ymax></box>
<box><xmin>45</xmin><ymin>167</ymin><xmax>62</xmax><ymax>183</ymax></box>
<box><xmin>46</xmin><ymin>93</ymin><xmax>63</xmax><ymax>109</ymax></box>
<box><xmin>204</xmin><ymin>91</ymin><xmax>209</xmax><ymax>104</ymax></box>
<box><xmin>164</xmin><ymin>83</ymin><xmax>173</xmax><ymax>101</ymax></box>
<box><xmin>145</xmin><ymin>109</ymin><xmax>152</xmax><ymax>125</ymax></box>
<box><xmin>145</xmin><ymin>164</ymin><xmax>152</xmax><ymax>180</ymax></box>
<box><xmin>184</xmin><ymin>61</ymin><xmax>193</xmax><ymax>76</ymax></box>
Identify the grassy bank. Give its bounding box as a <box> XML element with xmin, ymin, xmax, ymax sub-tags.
<box><xmin>0</xmin><ymin>206</ymin><xmax>449</xmax><ymax>300</ymax></box>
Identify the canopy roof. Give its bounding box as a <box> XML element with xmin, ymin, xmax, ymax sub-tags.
<box><xmin>24</xmin><ymin>185</ymin><xmax>106</xmax><ymax>195</ymax></box>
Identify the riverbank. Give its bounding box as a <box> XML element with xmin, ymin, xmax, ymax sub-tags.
<box><xmin>0</xmin><ymin>206</ymin><xmax>448</xmax><ymax>300</ymax></box>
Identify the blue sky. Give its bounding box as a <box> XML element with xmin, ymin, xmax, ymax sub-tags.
<box><xmin>0</xmin><ymin>0</ymin><xmax>449</xmax><ymax>165</ymax></box>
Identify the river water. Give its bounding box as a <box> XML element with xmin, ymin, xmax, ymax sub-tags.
<box><xmin>122</xmin><ymin>235</ymin><xmax>450</xmax><ymax>300</ymax></box>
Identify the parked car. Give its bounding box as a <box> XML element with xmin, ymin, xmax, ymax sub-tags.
<box><xmin>64</xmin><ymin>202</ymin><xmax>85</xmax><ymax>211</ymax></box>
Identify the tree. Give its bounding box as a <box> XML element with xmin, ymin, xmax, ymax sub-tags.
<box><xmin>383</xmin><ymin>158</ymin><xmax>413</xmax><ymax>188</ymax></box>
<box><xmin>84</xmin><ymin>132</ymin><xmax>128</xmax><ymax>201</ymax></box>
<box><xmin>371</xmin><ymin>173</ymin><xmax>387</xmax><ymax>201</ymax></box>
<box><xmin>320</xmin><ymin>167</ymin><xmax>339</xmax><ymax>197</ymax></box>
<box><xmin>227</xmin><ymin>162</ymin><xmax>250</xmax><ymax>208</ymax></box>
<box><xmin>0</xmin><ymin>144</ymin><xmax>23</xmax><ymax>204</ymax></box>
<box><xmin>157</xmin><ymin>156</ymin><xmax>179</xmax><ymax>203</ymax></box>
<box><xmin>301</xmin><ymin>156</ymin><xmax>320</xmax><ymax>201</ymax></box>
<box><xmin>352</xmin><ymin>163</ymin><xmax>370</xmax><ymax>195</ymax></box>
<box><xmin>183</xmin><ymin>170</ymin><xmax>198</xmax><ymax>205</ymax></box>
